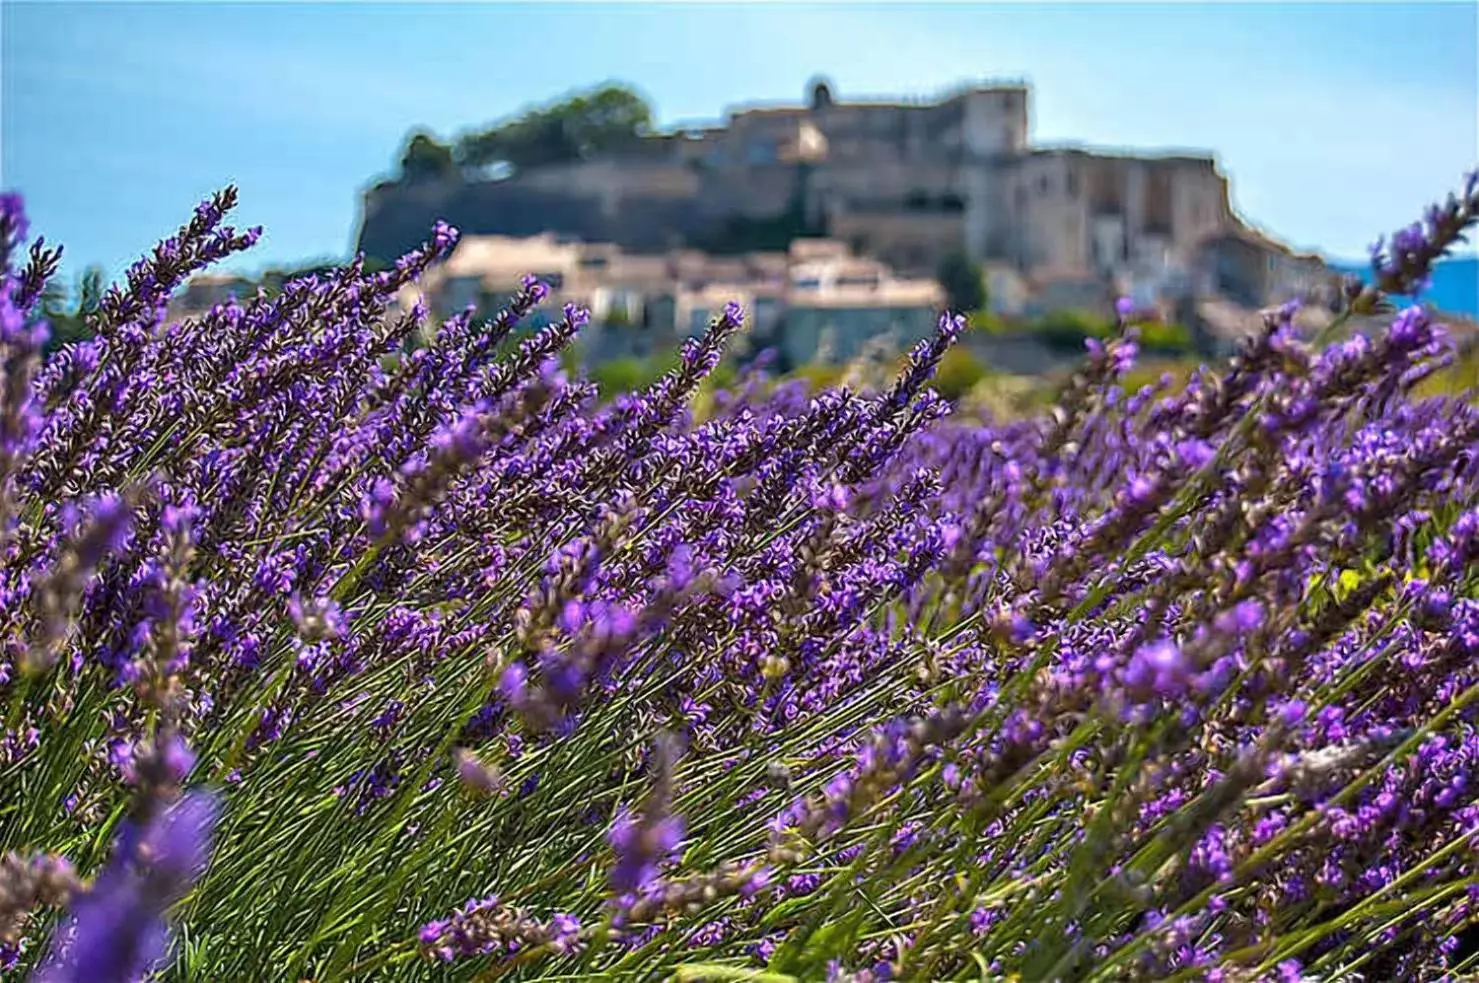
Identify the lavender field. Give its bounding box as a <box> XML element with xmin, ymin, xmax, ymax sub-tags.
<box><xmin>2</xmin><ymin>173</ymin><xmax>1479</xmax><ymax>982</ymax></box>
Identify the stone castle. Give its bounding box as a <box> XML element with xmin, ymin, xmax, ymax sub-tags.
<box><xmin>354</xmin><ymin>78</ymin><xmax>1313</xmax><ymax>296</ymax></box>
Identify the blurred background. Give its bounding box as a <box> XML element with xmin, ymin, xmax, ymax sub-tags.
<box><xmin>3</xmin><ymin>1</ymin><xmax>1476</xmax><ymax>396</ymax></box>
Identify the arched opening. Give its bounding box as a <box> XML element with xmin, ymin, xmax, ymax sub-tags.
<box><xmin>808</xmin><ymin>77</ymin><xmax>835</xmax><ymax>111</ymax></box>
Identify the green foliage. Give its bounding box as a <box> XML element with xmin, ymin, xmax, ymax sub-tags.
<box><xmin>453</xmin><ymin>84</ymin><xmax>654</xmax><ymax>173</ymax></box>
<box><xmin>1032</xmin><ymin>309</ymin><xmax>1115</xmax><ymax>352</ymax></box>
<box><xmin>935</xmin><ymin>250</ymin><xmax>987</xmax><ymax>314</ymax></box>
<box><xmin>589</xmin><ymin>348</ymin><xmax>679</xmax><ymax>399</ymax></box>
<box><xmin>38</xmin><ymin>264</ymin><xmax>105</xmax><ymax>355</ymax></box>
<box><xmin>966</xmin><ymin>310</ymin><xmax>1011</xmax><ymax>336</ymax></box>
<box><xmin>1119</xmin><ymin>357</ymin><xmax>1204</xmax><ymax>395</ymax></box>
<box><xmin>1137</xmin><ymin>320</ymin><xmax>1194</xmax><ymax>353</ymax></box>
<box><xmin>692</xmin><ymin>361</ymin><xmax>741</xmax><ymax>420</ymax></box>
<box><xmin>398</xmin><ymin>131</ymin><xmax>458</xmax><ymax>182</ymax></box>
<box><xmin>792</xmin><ymin>362</ymin><xmax>846</xmax><ymax>392</ymax></box>
<box><xmin>931</xmin><ymin>346</ymin><xmax>989</xmax><ymax>402</ymax></box>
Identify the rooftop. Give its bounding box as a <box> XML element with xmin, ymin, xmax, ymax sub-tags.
<box><xmin>677</xmin><ymin>78</ymin><xmax>1034</xmax><ymax>130</ymax></box>
<box><xmin>1029</xmin><ymin>144</ymin><xmax>1220</xmax><ymax>167</ymax></box>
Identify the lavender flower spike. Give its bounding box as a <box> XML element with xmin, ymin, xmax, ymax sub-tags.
<box><xmin>38</xmin><ymin>792</ymin><xmax>217</xmax><ymax>983</ymax></box>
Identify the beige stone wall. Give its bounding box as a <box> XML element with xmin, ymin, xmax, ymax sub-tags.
<box><xmin>515</xmin><ymin>160</ymin><xmax>700</xmax><ymax>201</ymax></box>
<box><xmin>960</xmin><ymin>88</ymin><xmax>1029</xmax><ymax>157</ymax></box>
<box><xmin>1168</xmin><ymin>161</ymin><xmax>1232</xmax><ymax>261</ymax></box>
<box><xmin>829</xmin><ymin>210</ymin><xmax>965</xmax><ymax>273</ymax></box>
<box><xmin>811</xmin><ymin>159</ymin><xmax>960</xmax><ymax>206</ymax></box>
<box><xmin>1013</xmin><ymin>155</ymin><xmax>1090</xmax><ymax>276</ymax></box>
<box><xmin>960</xmin><ymin>164</ymin><xmax>1016</xmax><ymax>262</ymax></box>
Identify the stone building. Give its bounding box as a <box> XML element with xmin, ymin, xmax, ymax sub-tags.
<box><xmin>390</xmin><ymin>232</ymin><xmax>943</xmax><ymax>370</ymax></box>
<box><xmin>1193</xmin><ymin>229</ymin><xmax>1339</xmax><ymax>310</ymax></box>
<box><xmin>356</xmin><ymin>78</ymin><xmax>1256</xmax><ymax>307</ymax></box>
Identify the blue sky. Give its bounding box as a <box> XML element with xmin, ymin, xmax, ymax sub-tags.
<box><xmin>3</xmin><ymin>1</ymin><xmax>1476</xmax><ymax>287</ymax></box>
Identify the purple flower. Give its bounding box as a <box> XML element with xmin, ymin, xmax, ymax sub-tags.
<box><xmin>39</xmin><ymin>793</ymin><xmax>217</xmax><ymax>983</ymax></box>
<box><xmin>1123</xmin><ymin>640</ymin><xmax>1192</xmax><ymax>701</ymax></box>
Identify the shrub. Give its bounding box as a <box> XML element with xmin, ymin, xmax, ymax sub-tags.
<box><xmin>0</xmin><ymin>171</ymin><xmax>1478</xmax><ymax>982</ymax></box>
<box><xmin>1136</xmin><ymin>319</ymin><xmax>1194</xmax><ymax>353</ymax></box>
<box><xmin>1033</xmin><ymin>308</ymin><xmax>1116</xmax><ymax>351</ymax></box>
<box><xmin>791</xmin><ymin>360</ymin><xmax>846</xmax><ymax>391</ymax></box>
<box><xmin>588</xmin><ymin>348</ymin><xmax>679</xmax><ymax>398</ymax></box>
<box><xmin>930</xmin><ymin>345</ymin><xmax>989</xmax><ymax>401</ymax></box>
<box><xmin>966</xmin><ymin>309</ymin><xmax>1012</xmax><ymax>336</ymax></box>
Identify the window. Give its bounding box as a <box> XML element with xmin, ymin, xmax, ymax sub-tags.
<box><xmin>1038</xmin><ymin>174</ymin><xmax>1050</xmax><ymax>195</ymax></box>
<box><xmin>534</xmin><ymin>271</ymin><xmax>564</xmax><ymax>290</ymax></box>
<box><xmin>1066</xmin><ymin>171</ymin><xmax>1079</xmax><ymax>198</ymax></box>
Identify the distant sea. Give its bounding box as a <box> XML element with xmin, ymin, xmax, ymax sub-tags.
<box><xmin>1332</xmin><ymin>255</ymin><xmax>1478</xmax><ymax>320</ymax></box>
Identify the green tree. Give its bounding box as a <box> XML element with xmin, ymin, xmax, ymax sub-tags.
<box><xmin>453</xmin><ymin>84</ymin><xmax>654</xmax><ymax>174</ymax></box>
<box><xmin>399</xmin><ymin>131</ymin><xmax>458</xmax><ymax>182</ymax></box>
<box><xmin>38</xmin><ymin>264</ymin><xmax>106</xmax><ymax>355</ymax></box>
<box><xmin>936</xmin><ymin>250</ymin><xmax>987</xmax><ymax>314</ymax></box>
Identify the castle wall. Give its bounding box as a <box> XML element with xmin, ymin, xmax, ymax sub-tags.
<box><xmin>809</xmin><ymin>159</ymin><xmax>960</xmax><ymax>221</ymax></box>
<box><xmin>1169</xmin><ymin>161</ymin><xmax>1232</xmax><ymax>261</ymax></box>
<box><xmin>960</xmin><ymin>88</ymin><xmax>1029</xmax><ymax>157</ymax></box>
<box><xmin>961</xmin><ymin>162</ymin><xmax>1014</xmax><ymax>262</ymax></box>
<box><xmin>1012</xmin><ymin>154</ymin><xmax>1090</xmax><ymax>276</ymax></box>
<box><xmin>515</xmin><ymin>160</ymin><xmax>700</xmax><ymax>200</ymax></box>
<box><xmin>697</xmin><ymin>164</ymin><xmax>800</xmax><ymax>221</ymax></box>
<box><xmin>357</xmin><ymin>82</ymin><xmax>1269</xmax><ymax>308</ymax></box>
<box><xmin>828</xmin><ymin>209</ymin><xmax>965</xmax><ymax>274</ymax></box>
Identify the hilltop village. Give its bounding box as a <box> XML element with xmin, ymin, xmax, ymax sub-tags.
<box><xmin>183</xmin><ymin>79</ymin><xmax>1345</xmax><ymax>370</ymax></box>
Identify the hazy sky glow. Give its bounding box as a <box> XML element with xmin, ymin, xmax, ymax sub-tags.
<box><xmin>3</xmin><ymin>1</ymin><xmax>1476</xmax><ymax>284</ymax></box>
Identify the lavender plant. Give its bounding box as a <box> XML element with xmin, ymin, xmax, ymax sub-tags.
<box><xmin>0</xmin><ymin>169</ymin><xmax>1477</xmax><ymax>983</ymax></box>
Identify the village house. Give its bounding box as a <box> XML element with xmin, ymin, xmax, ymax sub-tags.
<box><xmin>171</xmin><ymin>80</ymin><xmax>1348</xmax><ymax>373</ymax></box>
<box><xmin>394</xmin><ymin>232</ymin><xmax>943</xmax><ymax>369</ymax></box>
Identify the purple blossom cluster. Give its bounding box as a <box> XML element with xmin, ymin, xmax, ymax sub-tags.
<box><xmin>0</xmin><ymin>172</ymin><xmax>1478</xmax><ymax>982</ymax></box>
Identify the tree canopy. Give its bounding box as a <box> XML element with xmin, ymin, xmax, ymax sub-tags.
<box><xmin>936</xmin><ymin>250</ymin><xmax>987</xmax><ymax>314</ymax></box>
<box><xmin>39</xmin><ymin>264</ymin><xmax>105</xmax><ymax>355</ymax></box>
<box><xmin>398</xmin><ymin>131</ymin><xmax>458</xmax><ymax>182</ymax></box>
<box><xmin>451</xmin><ymin>84</ymin><xmax>655</xmax><ymax>174</ymax></box>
